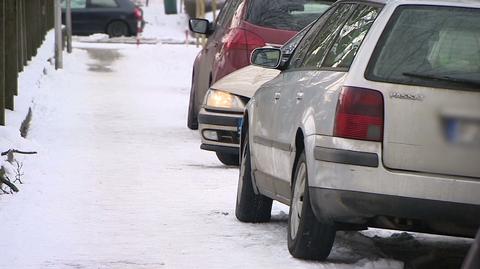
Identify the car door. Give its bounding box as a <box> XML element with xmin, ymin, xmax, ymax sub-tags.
<box><xmin>248</xmin><ymin>27</ymin><xmax>312</xmax><ymax>198</ymax></box>
<box><xmin>86</xmin><ymin>0</ymin><xmax>122</xmax><ymax>33</ymax></box>
<box><xmin>207</xmin><ymin>0</ymin><xmax>243</xmax><ymax>74</ymax></box>
<box><xmin>194</xmin><ymin>0</ymin><xmax>242</xmax><ymax>110</ymax></box>
<box><xmin>270</xmin><ymin>3</ymin><xmax>355</xmax><ymax>200</ymax></box>
<box><xmin>210</xmin><ymin>0</ymin><xmax>244</xmax><ymax>82</ymax></box>
<box><xmin>250</xmin><ymin>75</ymin><xmax>282</xmax><ymax>196</ymax></box>
<box><xmin>62</xmin><ymin>0</ymin><xmax>90</xmax><ymax>35</ymax></box>
<box><xmin>270</xmin><ymin>3</ymin><xmax>381</xmax><ymax>200</ymax></box>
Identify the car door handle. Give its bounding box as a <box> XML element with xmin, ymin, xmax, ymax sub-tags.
<box><xmin>296</xmin><ymin>92</ymin><xmax>304</xmax><ymax>101</ymax></box>
<box><xmin>274</xmin><ymin>92</ymin><xmax>281</xmax><ymax>101</ymax></box>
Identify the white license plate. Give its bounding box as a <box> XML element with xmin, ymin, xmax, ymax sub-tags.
<box><xmin>446</xmin><ymin>118</ymin><xmax>480</xmax><ymax>146</ymax></box>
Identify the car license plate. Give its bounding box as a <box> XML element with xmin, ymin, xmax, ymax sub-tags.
<box><xmin>445</xmin><ymin>118</ymin><xmax>480</xmax><ymax>146</ymax></box>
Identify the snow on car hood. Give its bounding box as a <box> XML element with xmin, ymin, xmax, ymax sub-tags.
<box><xmin>210</xmin><ymin>65</ymin><xmax>280</xmax><ymax>98</ymax></box>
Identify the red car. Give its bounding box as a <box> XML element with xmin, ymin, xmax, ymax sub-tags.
<box><xmin>187</xmin><ymin>0</ymin><xmax>334</xmax><ymax>129</ymax></box>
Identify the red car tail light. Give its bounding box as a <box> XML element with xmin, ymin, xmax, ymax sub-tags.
<box><xmin>334</xmin><ymin>86</ymin><xmax>384</xmax><ymax>142</ymax></box>
<box><xmin>225</xmin><ymin>28</ymin><xmax>265</xmax><ymax>51</ymax></box>
<box><xmin>134</xmin><ymin>7</ymin><xmax>143</xmax><ymax>20</ymax></box>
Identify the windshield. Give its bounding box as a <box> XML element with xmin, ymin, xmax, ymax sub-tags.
<box><xmin>246</xmin><ymin>0</ymin><xmax>334</xmax><ymax>31</ymax></box>
<box><xmin>366</xmin><ymin>5</ymin><xmax>480</xmax><ymax>91</ymax></box>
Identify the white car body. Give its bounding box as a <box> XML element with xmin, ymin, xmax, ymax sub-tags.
<box><xmin>241</xmin><ymin>0</ymin><xmax>480</xmax><ymax>249</ymax></box>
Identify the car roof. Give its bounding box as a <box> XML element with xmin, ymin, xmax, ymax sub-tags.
<box><xmin>337</xmin><ymin>0</ymin><xmax>480</xmax><ymax>8</ymax></box>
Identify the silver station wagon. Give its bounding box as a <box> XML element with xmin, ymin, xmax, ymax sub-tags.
<box><xmin>235</xmin><ymin>0</ymin><xmax>480</xmax><ymax>261</ymax></box>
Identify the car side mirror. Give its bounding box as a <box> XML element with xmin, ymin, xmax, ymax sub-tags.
<box><xmin>250</xmin><ymin>48</ymin><xmax>282</xmax><ymax>69</ymax></box>
<box><xmin>189</xmin><ymin>18</ymin><xmax>212</xmax><ymax>35</ymax></box>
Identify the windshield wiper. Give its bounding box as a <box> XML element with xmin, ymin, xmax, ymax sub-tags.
<box><xmin>403</xmin><ymin>72</ymin><xmax>480</xmax><ymax>88</ymax></box>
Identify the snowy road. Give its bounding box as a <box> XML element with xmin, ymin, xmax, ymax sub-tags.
<box><xmin>0</xmin><ymin>42</ymin><xmax>472</xmax><ymax>269</ymax></box>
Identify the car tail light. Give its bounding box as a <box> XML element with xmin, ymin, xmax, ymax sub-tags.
<box><xmin>225</xmin><ymin>28</ymin><xmax>265</xmax><ymax>51</ymax></box>
<box><xmin>134</xmin><ymin>7</ymin><xmax>143</xmax><ymax>20</ymax></box>
<box><xmin>334</xmin><ymin>86</ymin><xmax>384</xmax><ymax>142</ymax></box>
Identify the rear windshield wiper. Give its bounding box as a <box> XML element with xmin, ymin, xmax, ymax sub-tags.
<box><xmin>403</xmin><ymin>72</ymin><xmax>480</xmax><ymax>88</ymax></box>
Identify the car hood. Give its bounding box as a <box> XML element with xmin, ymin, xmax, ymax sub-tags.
<box><xmin>210</xmin><ymin>65</ymin><xmax>280</xmax><ymax>98</ymax></box>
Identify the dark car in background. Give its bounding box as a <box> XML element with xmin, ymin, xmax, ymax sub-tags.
<box><xmin>187</xmin><ymin>0</ymin><xmax>334</xmax><ymax>130</ymax></box>
<box><xmin>61</xmin><ymin>0</ymin><xmax>144</xmax><ymax>37</ymax></box>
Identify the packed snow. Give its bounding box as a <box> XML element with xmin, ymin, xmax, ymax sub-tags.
<box><xmin>0</xmin><ymin>1</ymin><xmax>473</xmax><ymax>268</ymax></box>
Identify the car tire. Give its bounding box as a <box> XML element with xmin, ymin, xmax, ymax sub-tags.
<box><xmin>106</xmin><ymin>21</ymin><xmax>129</xmax><ymax>37</ymax></box>
<box><xmin>287</xmin><ymin>150</ymin><xmax>335</xmax><ymax>260</ymax></box>
<box><xmin>216</xmin><ymin>152</ymin><xmax>239</xmax><ymax>166</ymax></box>
<box><xmin>235</xmin><ymin>131</ymin><xmax>272</xmax><ymax>223</ymax></box>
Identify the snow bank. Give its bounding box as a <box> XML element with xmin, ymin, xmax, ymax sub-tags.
<box><xmin>0</xmin><ymin>30</ymin><xmax>56</xmax><ymax>190</ymax></box>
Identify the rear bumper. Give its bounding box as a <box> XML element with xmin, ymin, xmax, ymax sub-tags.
<box><xmin>309</xmin><ymin>187</ymin><xmax>480</xmax><ymax>237</ymax></box>
<box><xmin>198</xmin><ymin>108</ymin><xmax>242</xmax><ymax>153</ymax></box>
<box><xmin>306</xmin><ymin>134</ymin><xmax>480</xmax><ymax>236</ymax></box>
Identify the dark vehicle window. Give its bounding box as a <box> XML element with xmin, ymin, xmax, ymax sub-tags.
<box><xmin>287</xmin><ymin>5</ymin><xmax>338</xmax><ymax>69</ymax></box>
<box><xmin>301</xmin><ymin>4</ymin><xmax>355</xmax><ymax>69</ymax></box>
<box><xmin>281</xmin><ymin>23</ymin><xmax>312</xmax><ymax>55</ymax></box>
<box><xmin>216</xmin><ymin>0</ymin><xmax>233</xmax><ymax>26</ymax></box>
<box><xmin>323</xmin><ymin>5</ymin><xmax>380</xmax><ymax>69</ymax></box>
<box><xmin>366</xmin><ymin>5</ymin><xmax>480</xmax><ymax>90</ymax></box>
<box><xmin>61</xmin><ymin>0</ymin><xmax>87</xmax><ymax>8</ymax></box>
<box><xmin>246</xmin><ymin>0</ymin><xmax>333</xmax><ymax>31</ymax></box>
<box><xmin>217</xmin><ymin>0</ymin><xmax>242</xmax><ymax>27</ymax></box>
<box><xmin>90</xmin><ymin>0</ymin><xmax>119</xmax><ymax>8</ymax></box>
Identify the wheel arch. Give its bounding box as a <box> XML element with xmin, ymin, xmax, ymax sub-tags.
<box><xmin>105</xmin><ymin>19</ymin><xmax>131</xmax><ymax>36</ymax></box>
<box><xmin>240</xmin><ymin>110</ymin><xmax>260</xmax><ymax>194</ymax></box>
<box><xmin>291</xmin><ymin>128</ymin><xmax>306</xmax><ymax>187</ymax></box>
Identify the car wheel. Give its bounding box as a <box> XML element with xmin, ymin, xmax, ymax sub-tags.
<box><xmin>235</xmin><ymin>131</ymin><xmax>272</xmax><ymax>222</ymax></box>
<box><xmin>106</xmin><ymin>21</ymin><xmax>129</xmax><ymax>37</ymax></box>
<box><xmin>215</xmin><ymin>152</ymin><xmax>239</xmax><ymax>166</ymax></box>
<box><xmin>288</xmin><ymin>150</ymin><xmax>335</xmax><ymax>260</ymax></box>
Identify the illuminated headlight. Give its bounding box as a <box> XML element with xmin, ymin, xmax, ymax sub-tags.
<box><xmin>204</xmin><ymin>89</ymin><xmax>245</xmax><ymax>111</ymax></box>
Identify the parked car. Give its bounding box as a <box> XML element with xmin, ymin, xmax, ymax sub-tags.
<box><xmin>197</xmin><ymin>25</ymin><xmax>312</xmax><ymax>165</ymax></box>
<box><xmin>61</xmin><ymin>0</ymin><xmax>144</xmax><ymax>37</ymax></box>
<box><xmin>187</xmin><ymin>0</ymin><xmax>335</xmax><ymax>130</ymax></box>
<box><xmin>236</xmin><ymin>0</ymin><xmax>480</xmax><ymax>261</ymax></box>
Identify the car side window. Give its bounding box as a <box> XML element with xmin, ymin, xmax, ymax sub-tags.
<box><xmin>216</xmin><ymin>0</ymin><xmax>232</xmax><ymax>26</ymax></box>
<box><xmin>89</xmin><ymin>0</ymin><xmax>118</xmax><ymax>8</ymax></box>
<box><xmin>221</xmin><ymin>0</ymin><xmax>243</xmax><ymax>28</ymax></box>
<box><xmin>287</xmin><ymin>6</ymin><xmax>338</xmax><ymax>69</ymax></box>
<box><xmin>216</xmin><ymin>0</ymin><xmax>242</xmax><ymax>27</ymax></box>
<box><xmin>322</xmin><ymin>5</ymin><xmax>380</xmax><ymax>69</ymax></box>
<box><xmin>61</xmin><ymin>0</ymin><xmax>87</xmax><ymax>8</ymax></box>
<box><xmin>300</xmin><ymin>4</ymin><xmax>356</xmax><ymax>69</ymax></box>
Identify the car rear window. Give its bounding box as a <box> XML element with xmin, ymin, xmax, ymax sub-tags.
<box><xmin>61</xmin><ymin>0</ymin><xmax>87</xmax><ymax>8</ymax></box>
<box><xmin>246</xmin><ymin>0</ymin><xmax>333</xmax><ymax>31</ymax></box>
<box><xmin>90</xmin><ymin>0</ymin><xmax>119</xmax><ymax>8</ymax></box>
<box><xmin>366</xmin><ymin>5</ymin><xmax>480</xmax><ymax>90</ymax></box>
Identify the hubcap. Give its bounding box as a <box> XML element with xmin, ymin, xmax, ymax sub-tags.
<box><xmin>290</xmin><ymin>162</ymin><xmax>306</xmax><ymax>240</ymax></box>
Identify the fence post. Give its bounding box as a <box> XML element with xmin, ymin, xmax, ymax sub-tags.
<box><xmin>54</xmin><ymin>0</ymin><xmax>63</xmax><ymax>69</ymax></box>
<box><xmin>66</xmin><ymin>0</ymin><xmax>72</xmax><ymax>53</ymax></box>
<box><xmin>5</xmin><ymin>0</ymin><xmax>16</xmax><ymax>108</ymax></box>
<box><xmin>0</xmin><ymin>0</ymin><xmax>5</xmax><ymax>126</ymax></box>
<box><xmin>21</xmin><ymin>0</ymin><xmax>27</xmax><ymax>66</ymax></box>
<box><xmin>16</xmin><ymin>0</ymin><xmax>23</xmax><ymax>73</ymax></box>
